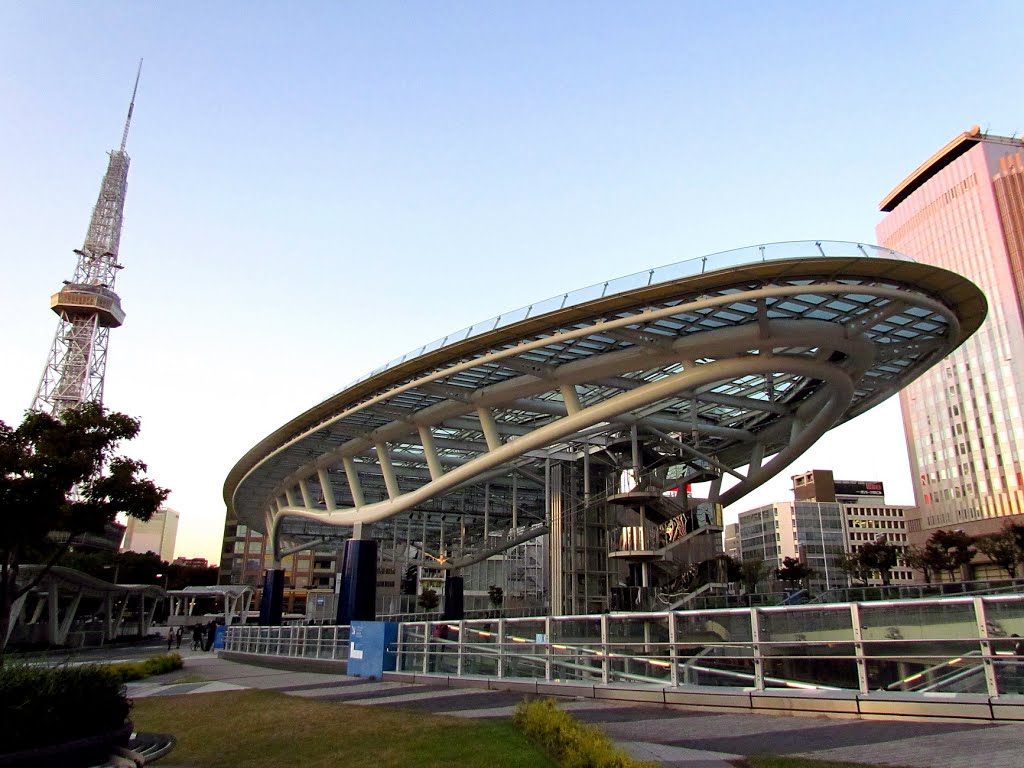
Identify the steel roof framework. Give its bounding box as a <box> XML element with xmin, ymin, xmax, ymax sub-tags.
<box><xmin>225</xmin><ymin>246</ymin><xmax>985</xmax><ymax>563</ymax></box>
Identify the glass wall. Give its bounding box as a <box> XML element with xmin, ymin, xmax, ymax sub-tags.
<box><xmin>226</xmin><ymin>594</ymin><xmax>1024</xmax><ymax>698</ymax></box>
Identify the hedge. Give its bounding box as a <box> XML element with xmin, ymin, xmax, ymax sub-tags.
<box><xmin>0</xmin><ymin>663</ymin><xmax>129</xmax><ymax>753</ymax></box>
<box><xmin>107</xmin><ymin>652</ymin><xmax>183</xmax><ymax>682</ymax></box>
<box><xmin>0</xmin><ymin>653</ymin><xmax>183</xmax><ymax>754</ymax></box>
<box><xmin>513</xmin><ymin>698</ymin><xmax>658</xmax><ymax>768</ymax></box>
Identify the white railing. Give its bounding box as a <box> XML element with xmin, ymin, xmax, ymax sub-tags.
<box><xmin>224</xmin><ymin>593</ymin><xmax>1024</xmax><ymax>697</ymax></box>
<box><xmin>224</xmin><ymin>624</ymin><xmax>350</xmax><ymax>661</ymax></box>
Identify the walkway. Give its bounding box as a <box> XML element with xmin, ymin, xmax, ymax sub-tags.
<box><xmin>130</xmin><ymin>648</ymin><xmax>1024</xmax><ymax>768</ymax></box>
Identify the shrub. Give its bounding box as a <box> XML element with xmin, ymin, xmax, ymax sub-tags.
<box><xmin>513</xmin><ymin>698</ymin><xmax>657</xmax><ymax>768</ymax></box>
<box><xmin>0</xmin><ymin>663</ymin><xmax>130</xmax><ymax>753</ymax></box>
<box><xmin>108</xmin><ymin>652</ymin><xmax>183</xmax><ymax>682</ymax></box>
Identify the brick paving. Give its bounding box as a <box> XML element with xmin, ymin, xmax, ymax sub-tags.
<box><xmin>127</xmin><ymin>648</ymin><xmax>1024</xmax><ymax>767</ymax></box>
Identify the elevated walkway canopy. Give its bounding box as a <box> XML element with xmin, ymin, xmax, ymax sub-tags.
<box><xmin>5</xmin><ymin>565</ymin><xmax>165</xmax><ymax>648</ymax></box>
<box><xmin>166</xmin><ymin>585</ymin><xmax>254</xmax><ymax>627</ymax></box>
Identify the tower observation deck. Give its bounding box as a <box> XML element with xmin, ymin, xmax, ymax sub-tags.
<box><xmin>32</xmin><ymin>63</ymin><xmax>140</xmax><ymax>413</ymax></box>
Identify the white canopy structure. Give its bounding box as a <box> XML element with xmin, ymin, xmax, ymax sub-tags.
<box><xmin>224</xmin><ymin>240</ymin><xmax>985</xmax><ymax>615</ymax></box>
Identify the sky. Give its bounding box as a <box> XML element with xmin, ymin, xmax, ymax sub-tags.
<box><xmin>2</xmin><ymin>2</ymin><xmax>1022</xmax><ymax>566</ymax></box>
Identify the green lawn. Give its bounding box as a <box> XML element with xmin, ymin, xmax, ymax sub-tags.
<box><xmin>132</xmin><ymin>689</ymin><xmax>558</xmax><ymax>768</ymax></box>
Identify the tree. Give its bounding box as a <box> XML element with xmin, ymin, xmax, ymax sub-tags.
<box><xmin>712</xmin><ymin>554</ymin><xmax>742</xmax><ymax>585</ymax></box>
<box><xmin>418</xmin><ymin>587</ymin><xmax>440</xmax><ymax>613</ymax></box>
<box><xmin>839</xmin><ymin>551</ymin><xmax>871</xmax><ymax>587</ymax></box>
<box><xmin>974</xmin><ymin>527</ymin><xmax>1020</xmax><ymax>578</ymax></box>
<box><xmin>929</xmin><ymin>529</ymin><xmax>976</xmax><ymax>581</ymax></box>
<box><xmin>904</xmin><ymin>544</ymin><xmax>947</xmax><ymax>584</ymax></box>
<box><xmin>740</xmin><ymin>557</ymin><xmax>767</xmax><ymax>594</ymax></box>
<box><xmin>858</xmin><ymin>540</ymin><xmax>901</xmax><ymax>586</ymax></box>
<box><xmin>487</xmin><ymin>585</ymin><xmax>504</xmax><ymax>609</ymax></box>
<box><xmin>0</xmin><ymin>405</ymin><xmax>168</xmax><ymax>656</ymax></box>
<box><xmin>775</xmin><ymin>556</ymin><xmax>813</xmax><ymax>590</ymax></box>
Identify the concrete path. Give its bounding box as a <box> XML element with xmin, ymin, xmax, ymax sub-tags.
<box><xmin>128</xmin><ymin>647</ymin><xmax>1024</xmax><ymax>768</ymax></box>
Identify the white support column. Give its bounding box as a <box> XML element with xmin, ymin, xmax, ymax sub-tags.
<box><xmin>750</xmin><ymin>607</ymin><xmax>765</xmax><ymax>690</ymax></box>
<box><xmin>4</xmin><ymin>593</ymin><xmax>27</xmax><ymax>648</ymax></box>
<box><xmin>789</xmin><ymin>416</ymin><xmax>806</xmax><ymax>443</ymax></box>
<box><xmin>559</xmin><ymin>384</ymin><xmax>583</xmax><ymax>415</ymax></box>
<box><xmin>748</xmin><ymin>442</ymin><xmax>765</xmax><ymax>473</ymax></box>
<box><xmin>708</xmin><ymin>475</ymin><xmax>723</xmax><ymax>503</ymax></box>
<box><xmin>57</xmin><ymin>593</ymin><xmax>83</xmax><ymax>645</ymax></box>
<box><xmin>113</xmin><ymin>594</ymin><xmax>129</xmax><ymax>638</ymax></box>
<box><xmin>974</xmin><ymin>597</ymin><xmax>1000</xmax><ymax>696</ymax></box>
<box><xmin>317</xmin><ymin>468</ymin><xmax>337</xmax><ymax>511</ymax></box>
<box><xmin>630</xmin><ymin>424</ymin><xmax>640</xmax><ymax>480</ymax></box>
<box><xmin>497</xmin><ymin>618</ymin><xmax>505</xmax><ymax>678</ymax></box>
<box><xmin>299</xmin><ymin>478</ymin><xmax>314</xmax><ymax>509</ymax></box>
<box><xmin>668</xmin><ymin>611</ymin><xmax>679</xmax><ymax>687</ymax></box>
<box><xmin>30</xmin><ymin>594</ymin><xmax>47</xmax><ymax>624</ymax></box>
<box><xmin>376</xmin><ymin>443</ymin><xmax>401</xmax><ymax>500</ymax></box>
<box><xmin>850</xmin><ymin>603</ymin><xmax>869</xmax><ymax>694</ymax></box>
<box><xmin>418</xmin><ymin>426</ymin><xmax>444</xmax><ymax>481</ymax></box>
<box><xmin>104</xmin><ymin>595</ymin><xmax>114</xmax><ymax>642</ymax></box>
<box><xmin>512</xmin><ymin>473</ymin><xmax>518</xmax><ymax>529</ymax></box>
<box><xmin>484</xmin><ymin>484</ymin><xmax>490</xmax><ymax>540</ymax></box>
<box><xmin>544</xmin><ymin>615</ymin><xmax>553</xmax><ymax>681</ymax></box>
<box><xmin>48</xmin><ymin>582</ymin><xmax>60</xmax><ymax>645</ymax></box>
<box><xmin>600</xmin><ymin>612</ymin><xmax>610</xmax><ymax>684</ymax></box>
<box><xmin>477</xmin><ymin>407</ymin><xmax>502</xmax><ymax>451</ymax></box>
<box><xmin>343</xmin><ymin>457</ymin><xmax>366</xmax><ymax>508</ymax></box>
<box><xmin>285</xmin><ymin>487</ymin><xmax>298</xmax><ymax>507</ymax></box>
<box><xmin>457</xmin><ymin>619</ymin><xmax>465</xmax><ymax>675</ymax></box>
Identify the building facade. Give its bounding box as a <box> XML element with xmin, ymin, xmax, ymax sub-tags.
<box><xmin>793</xmin><ymin>470</ymin><xmax>915</xmax><ymax>585</ymax></box>
<box><xmin>218</xmin><ymin>521</ymin><xmax>337</xmax><ymax>616</ymax></box>
<box><xmin>737</xmin><ymin>500</ymin><xmax>847</xmax><ymax>594</ymax></box>
<box><xmin>737</xmin><ymin>471</ymin><xmax>917</xmax><ymax>590</ymax></box>
<box><xmin>878</xmin><ymin>128</ymin><xmax>1024</xmax><ymax>542</ymax></box>
<box><xmin>121</xmin><ymin>507</ymin><xmax>179</xmax><ymax>562</ymax></box>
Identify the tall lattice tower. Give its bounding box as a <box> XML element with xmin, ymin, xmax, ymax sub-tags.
<box><xmin>32</xmin><ymin>63</ymin><xmax>142</xmax><ymax>415</ymax></box>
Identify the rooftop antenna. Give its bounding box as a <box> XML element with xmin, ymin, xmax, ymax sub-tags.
<box><xmin>120</xmin><ymin>59</ymin><xmax>143</xmax><ymax>153</ymax></box>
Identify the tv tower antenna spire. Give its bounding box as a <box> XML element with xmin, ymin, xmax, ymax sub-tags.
<box><xmin>32</xmin><ymin>62</ymin><xmax>142</xmax><ymax>414</ymax></box>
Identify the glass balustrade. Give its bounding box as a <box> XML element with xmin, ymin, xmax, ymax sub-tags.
<box><xmin>224</xmin><ymin>594</ymin><xmax>1024</xmax><ymax>697</ymax></box>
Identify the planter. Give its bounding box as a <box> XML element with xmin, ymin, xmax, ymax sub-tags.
<box><xmin>0</xmin><ymin>722</ymin><xmax>133</xmax><ymax>768</ymax></box>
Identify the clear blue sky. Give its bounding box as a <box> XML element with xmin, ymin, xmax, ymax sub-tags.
<box><xmin>2</xmin><ymin>2</ymin><xmax>1022</xmax><ymax>564</ymax></box>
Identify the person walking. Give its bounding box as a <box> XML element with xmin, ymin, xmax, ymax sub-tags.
<box><xmin>166</xmin><ymin>627</ymin><xmax>174</xmax><ymax>652</ymax></box>
<box><xmin>191</xmin><ymin>623</ymin><xmax>203</xmax><ymax>651</ymax></box>
<box><xmin>175</xmin><ymin>626</ymin><xmax>183</xmax><ymax>649</ymax></box>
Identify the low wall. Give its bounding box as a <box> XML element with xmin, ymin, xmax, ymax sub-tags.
<box><xmin>383</xmin><ymin>669</ymin><xmax>1024</xmax><ymax>723</ymax></box>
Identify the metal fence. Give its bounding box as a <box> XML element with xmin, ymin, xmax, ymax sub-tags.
<box><xmin>224</xmin><ymin>624</ymin><xmax>350</xmax><ymax>661</ymax></box>
<box><xmin>225</xmin><ymin>594</ymin><xmax>1024</xmax><ymax>697</ymax></box>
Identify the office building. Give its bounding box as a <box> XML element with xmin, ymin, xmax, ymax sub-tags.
<box><xmin>792</xmin><ymin>470</ymin><xmax>915</xmax><ymax>585</ymax></box>
<box><xmin>737</xmin><ymin>499</ymin><xmax>847</xmax><ymax>594</ymax></box>
<box><xmin>122</xmin><ymin>507</ymin><xmax>179</xmax><ymax>562</ymax></box>
<box><xmin>878</xmin><ymin>127</ymin><xmax>1024</xmax><ymax>542</ymax></box>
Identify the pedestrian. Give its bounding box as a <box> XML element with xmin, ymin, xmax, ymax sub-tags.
<box><xmin>204</xmin><ymin>620</ymin><xmax>216</xmax><ymax>651</ymax></box>
<box><xmin>166</xmin><ymin>627</ymin><xmax>174</xmax><ymax>652</ymax></box>
<box><xmin>191</xmin><ymin>623</ymin><xmax>203</xmax><ymax>651</ymax></box>
<box><xmin>175</xmin><ymin>626</ymin><xmax>183</xmax><ymax>649</ymax></box>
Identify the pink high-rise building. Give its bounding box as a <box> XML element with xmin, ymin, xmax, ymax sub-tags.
<box><xmin>877</xmin><ymin>127</ymin><xmax>1024</xmax><ymax>561</ymax></box>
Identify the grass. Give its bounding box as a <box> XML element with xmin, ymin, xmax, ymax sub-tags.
<box><xmin>131</xmin><ymin>689</ymin><xmax>558</xmax><ymax>768</ymax></box>
<box><xmin>740</xmin><ymin>757</ymin><xmax>912</xmax><ymax>768</ymax></box>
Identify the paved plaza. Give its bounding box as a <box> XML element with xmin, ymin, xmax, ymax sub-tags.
<box><xmin>119</xmin><ymin>646</ymin><xmax>1024</xmax><ymax>768</ymax></box>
